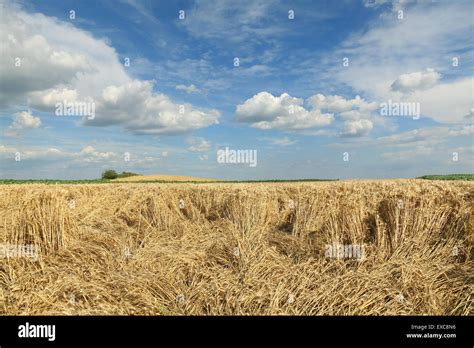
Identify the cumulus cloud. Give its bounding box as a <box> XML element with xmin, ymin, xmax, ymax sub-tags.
<box><xmin>391</xmin><ymin>68</ymin><xmax>441</xmax><ymax>94</ymax></box>
<box><xmin>79</xmin><ymin>146</ymin><xmax>117</xmax><ymax>163</ymax></box>
<box><xmin>187</xmin><ymin>137</ymin><xmax>211</xmax><ymax>152</ymax></box>
<box><xmin>308</xmin><ymin>94</ymin><xmax>378</xmax><ymax>114</ymax></box>
<box><xmin>9</xmin><ymin>111</ymin><xmax>41</xmax><ymax>130</ymax></box>
<box><xmin>409</xmin><ymin>78</ymin><xmax>473</xmax><ymax>124</ymax></box>
<box><xmin>80</xmin><ymin>80</ymin><xmax>219</xmax><ymax>134</ymax></box>
<box><xmin>0</xmin><ymin>3</ymin><xmax>219</xmax><ymax>135</ymax></box>
<box><xmin>75</xmin><ymin>145</ymin><xmax>159</xmax><ymax>166</ymax></box>
<box><xmin>28</xmin><ymin>88</ymin><xmax>79</xmax><ymax>111</ymax></box>
<box><xmin>341</xmin><ymin>119</ymin><xmax>373</xmax><ymax>137</ymax></box>
<box><xmin>327</xmin><ymin>1</ymin><xmax>472</xmax><ymax>123</ymax></box>
<box><xmin>236</xmin><ymin>92</ymin><xmax>333</xmax><ymax>130</ymax></box>
<box><xmin>0</xmin><ymin>5</ymin><xmax>93</xmax><ymax>107</ymax></box>
<box><xmin>236</xmin><ymin>92</ymin><xmax>378</xmax><ymax>136</ymax></box>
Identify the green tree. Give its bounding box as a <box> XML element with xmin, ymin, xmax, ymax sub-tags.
<box><xmin>101</xmin><ymin>169</ymin><xmax>118</xmax><ymax>179</ymax></box>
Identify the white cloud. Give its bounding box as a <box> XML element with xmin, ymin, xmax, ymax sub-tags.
<box><xmin>327</xmin><ymin>1</ymin><xmax>473</xmax><ymax>124</ymax></box>
<box><xmin>363</xmin><ymin>0</ymin><xmax>389</xmax><ymax>7</ymax></box>
<box><xmin>234</xmin><ymin>64</ymin><xmax>273</xmax><ymax>77</ymax></box>
<box><xmin>9</xmin><ymin>111</ymin><xmax>41</xmax><ymax>130</ymax></box>
<box><xmin>176</xmin><ymin>84</ymin><xmax>200</xmax><ymax>94</ymax></box>
<box><xmin>74</xmin><ymin>145</ymin><xmax>160</xmax><ymax>166</ymax></box>
<box><xmin>409</xmin><ymin>78</ymin><xmax>473</xmax><ymax>124</ymax></box>
<box><xmin>79</xmin><ymin>146</ymin><xmax>116</xmax><ymax>163</ymax></box>
<box><xmin>308</xmin><ymin>94</ymin><xmax>377</xmax><ymax>114</ymax></box>
<box><xmin>187</xmin><ymin>137</ymin><xmax>211</xmax><ymax>152</ymax></box>
<box><xmin>391</xmin><ymin>68</ymin><xmax>441</xmax><ymax>94</ymax></box>
<box><xmin>0</xmin><ymin>145</ymin><xmax>18</xmax><ymax>155</ymax></box>
<box><xmin>28</xmin><ymin>88</ymin><xmax>79</xmax><ymax>110</ymax></box>
<box><xmin>0</xmin><ymin>145</ymin><xmax>66</xmax><ymax>160</ymax></box>
<box><xmin>0</xmin><ymin>3</ymin><xmax>220</xmax><ymax>135</ymax></box>
<box><xmin>182</xmin><ymin>0</ymin><xmax>284</xmax><ymax>43</ymax></box>
<box><xmin>0</xmin><ymin>4</ymin><xmax>95</xmax><ymax>107</ymax></box>
<box><xmin>236</xmin><ymin>92</ymin><xmax>380</xmax><ymax>136</ymax></box>
<box><xmin>81</xmin><ymin>145</ymin><xmax>96</xmax><ymax>155</ymax></box>
<box><xmin>326</xmin><ymin>123</ymin><xmax>473</xmax><ymax>166</ymax></box>
<box><xmin>181</xmin><ymin>0</ymin><xmax>334</xmax><ymax>47</ymax></box>
<box><xmin>448</xmin><ymin>125</ymin><xmax>474</xmax><ymax>137</ymax></box>
<box><xmin>0</xmin><ymin>143</ymin><xmax>163</xmax><ymax>167</ymax></box>
<box><xmin>465</xmin><ymin>108</ymin><xmax>474</xmax><ymax>119</ymax></box>
<box><xmin>341</xmin><ymin>119</ymin><xmax>373</xmax><ymax>137</ymax></box>
<box><xmin>236</xmin><ymin>92</ymin><xmax>333</xmax><ymax>130</ymax></box>
<box><xmin>81</xmin><ymin>80</ymin><xmax>219</xmax><ymax>134</ymax></box>
<box><xmin>371</xmin><ymin>125</ymin><xmax>474</xmax><ymax>148</ymax></box>
<box><xmin>363</xmin><ymin>0</ymin><xmax>407</xmax><ymax>11</ymax></box>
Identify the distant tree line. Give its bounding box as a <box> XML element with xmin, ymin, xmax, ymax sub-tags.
<box><xmin>101</xmin><ymin>170</ymin><xmax>139</xmax><ymax>180</ymax></box>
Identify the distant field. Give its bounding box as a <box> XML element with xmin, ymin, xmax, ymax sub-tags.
<box><xmin>113</xmin><ymin>174</ymin><xmax>215</xmax><ymax>182</ymax></box>
<box><xmin>417</xmin><ymin>174</ymin><xmax>474</xmax><ymax>181</ymax></box>
<box><xmin>2</xmin><ymin>174</ymin><xmax>473</xmax><ymax>185</ymax></box>
<box><xmin>0</xmin><ymin>180</ymin><xmax>472</xmax><ymax>315</ymax></box>
<box><xmin>0</xmin><ymin>178</ymin><xmax>337</xmax><ymax>184</ymax></box>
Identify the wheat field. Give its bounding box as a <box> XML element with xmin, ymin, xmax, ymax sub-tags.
<box><xmin>0</xmin><ymin>180</ymin><xmax>472</xmax><ymax>315</ymax></box>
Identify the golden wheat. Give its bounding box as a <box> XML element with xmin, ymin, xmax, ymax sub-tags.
<box><xmin>0</xmin><ymin>180</ymin><xmax>472</xmax><ymax>315</ymax></box>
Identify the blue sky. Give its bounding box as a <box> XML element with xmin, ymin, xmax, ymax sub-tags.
<box><xmin>0</xmin><ymin>0</ymin><xmax>473</xmax><ymax>179</ymax></box>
